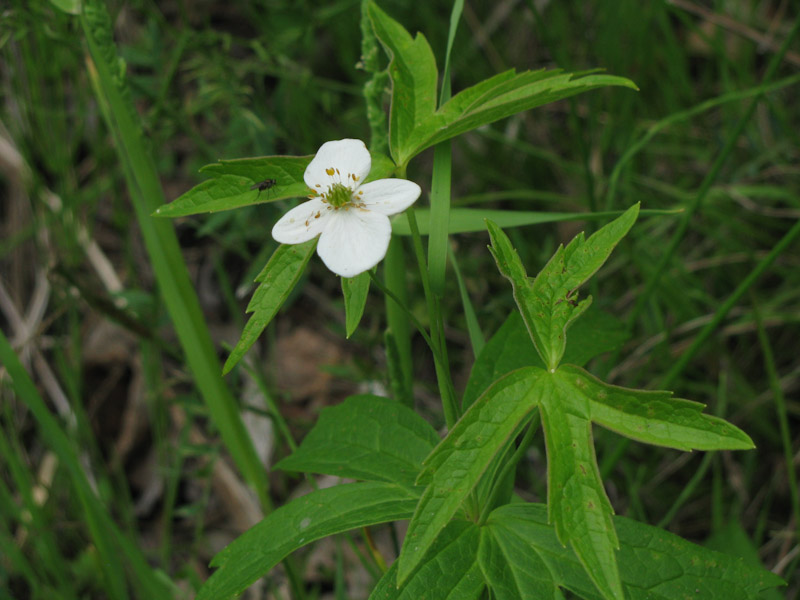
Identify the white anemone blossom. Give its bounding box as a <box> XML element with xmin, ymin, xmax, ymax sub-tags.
<box><xmin>272</xmin><ymin>139</ymin><xmax>421</xmax><ymax>278</ymax></box>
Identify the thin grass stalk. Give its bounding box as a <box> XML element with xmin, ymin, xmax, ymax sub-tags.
<box><xmin>78</xmin><ymin>1</ymin><xmax>270</xmax><ymax>510</ymax></box>
<box><xmin>626</xmin><ymin>14</ymin><xmax>800</xmax><ymax>329</ymax></box>
<box><xmin>0</xmin><ymin>330</ymin><xmax>173</xmax><ymax>600</ymax></box>
<box><xmin>752</xmin><ymin>295</ymin><xmax>800</xmax><ymax>548</ymax></box>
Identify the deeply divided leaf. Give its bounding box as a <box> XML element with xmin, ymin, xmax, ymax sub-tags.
<box><xmin>397</xmin><ymin>367</ymin><xmax>544</xmax><ymax>584</ymax></box>
<box><xmin>485</xmin><ymin>504</ymin><xmax>784</xmax><ymax>600</ymax></box>
<box><xmin>488</xmin><ymin>204</ymin><xmax>639</xmax><ymax>370</ymax></box>
<box><xmin>397</xmin><ymin>70</ymin><xmax>637</xmax><ymax>165</ymax></box>
<box><xmin>198</xmin><ymin>482</ymin><xmax>418</xmax><ymax>600</ymax></box>
<box><xmin>222</xmin><ymin>239</ymin><xmax>316</xmax><ymax>374</ymax></box>
<box><xmin>556</xmin><ymin>365</ymin><xmax>754</xmax><ymax>451</ymax></box>
<box><xmin>368</xmin><ymin>2</ymin><xmax>437</xmax><ymax>166</ymax></box>
<box><xmin>370</xmin><ymin>522</ymin><xmax>484</xmax><ymax>600</ymax></box>
<box><xmin>462</xmin><ymin>308</ymin><xmax>628</xmax><ymax>410</ymax></box>
<box><xmin>275</xmin><ymin>394</ymin><xmax>439</xmax><ymax>486</ymax></box>
<box><xmin>539</xmin><ymin>373</ymin><xmax>623</xmax><ymax>600</ymax></box>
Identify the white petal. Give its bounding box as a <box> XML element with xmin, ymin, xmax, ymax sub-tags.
<box><xmin>316</xmin><ymin>209</ymin><xmax>391</xmax><ymax>278</ymax></box>
<box><xmin>304</xmin><ymin>139</ymin><xmax>371</xmax><ymax>192</ymax></box>
<box><xmin>271</xmin><ymin>198</ymin><xmax>330</xmax><ymax>244</ymax></box>
<box><xmin>357</xmin><ymin>179</ymin><xmax>421</xmax><ymax>216</ymax></box>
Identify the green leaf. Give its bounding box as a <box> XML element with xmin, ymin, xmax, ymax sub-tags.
<box><xmin>488</xmin><ymin>204</ymin><xmax>639</xmax><ymax>370</ymax></box>
<box><xmin>539</xmin><ymin>373</ymin><xmax>623</xmax><ymax>600</ymax></box>
<box><xmin>367</xmin><ymin>2</ymin><xmax>438</xmax><ymax>165</ymax></box>
<box><xmin>222</xmin><ymin>239</ymin><xmax>316</xmax><ymax>374</ymax></box>
<box><xmin>154</xmin><ymin>157</ymin><xmax>311</xmax><ymax>217</ymax></box>
<box><xmin>392</xmin><ymin>207</ymin><xmax>676</xmax><ymax>236</ymax></box>
<box><xmin>705</xmin><ymin>521</ymin><xmax>785</xmax><ymax>600</ymax></box>
<box><xmin>462</xmin><ymin>308</ymin><xmax>628</xmax><ymax>411</ymax></box>
<box><xmin>395</xmin><ymin>69</ymin><xmax>637</xmax><ymax>166</ymax></box>
<box><xmin>479</xmin><ymin>514</ymin><xmax>568</xmax><ymax>600</ymax></box>
<box><xmin>370</xmin><ymin>521</ymin><xmax>484</xmax><ymax>600</ymax></box>
<box><xmin>485</xmin><ymin>503</ymin><xmax>784</xmax><ymax>600</ymax></box>
<box><xmin>556</xmin><ymin>365</ymin><xmax>754</xmax><ymax>451</ymax></box>
<box><xmin>154</xmin><ymin>152</ymin><xmax>397</xmax><ymax>218</ymax></box>
<box><xmin>275</xmin><ymin>394</ymin><xmax>439</xmax><ymax>486</ymax></box>
<box><xmin>535</xmin><ymin>364</ymin><xmax>753</xmax><ymax>600</ymax></box>
<box><xmin>397</xmin><ymin>367</ymin><xmax>544</xmax><ymax>584</ymax></box>
<box><xmin>49</xmin><ymin>0</ymin><xmax>81</xmax><ymax>14</ymax></box>
<box><xmin>198</xmin><ymin>482</ymin><xmax>419</xmax><ymax>600</ymax></box>
<box><xmin>342</xmin><ymin>271</ymin><xmax>370</xmax><ymax>338</ymax></box>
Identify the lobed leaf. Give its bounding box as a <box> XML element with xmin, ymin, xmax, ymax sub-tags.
<box><xmin>397</xmin><ymin>367</ymin><xmax>544</xmax><ymax>584</ymax></box>
<box><xmin>275</xmin><ymin>394</ymin><xmax>439</xmax><ymax>486</ymax></box>
<box><xmin>397</xmin><ymin>70</ymin><xmax>638</xmax><ymax>165</ymax></box>
<box><xmin>222</xmin><ymin>239</ymin><xmax>316</xmax><ymax>374</ymax></box>
<box><xmin>485</xmin><ymin>503</ymin><xmax>784</xmax><ymax>600</ymax></box>
<box><xmin>539</xmin><ymin>374</ymin><xmax>623</xmax><ymax>600</ymax></box>
<box><xmin>198</xmin><ymin>482</ymin><xmax>418</xmax><ymax>600</ymax></box>
<box><xmin>462</xmin><ymin>309</ymin><xmax>628</xmax><ymax>410</ymax></box>
<box><xmin>370</xmin><ymin>522</ymin><xmax>484</xmax><ymax>600</ymax></box>
<box><xmin>556</xmin><ymin>365</ymin><xmax>754</xmax><ymax>451</ymax></box>
<box><xmin>342</xmin><ymin>271</ymin><xmax>371</xmax><ymax>338</ymax></box>
<box><xmin>367</xmin><ymin>2</ymin><xmax>438</xmax><ymax>166</ymax></box>
<box><xmin>488</xmin><ymin>204</ymin><xmax>639</xmax><ymax>370</ymax></box>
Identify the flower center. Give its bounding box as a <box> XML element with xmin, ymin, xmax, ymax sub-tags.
<box><xmin>326</xmin><ymin>182</ymin><xmax>353</xmax><ymax>208</ymax></box>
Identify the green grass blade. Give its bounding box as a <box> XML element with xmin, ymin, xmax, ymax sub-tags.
<box><xmin>0</xmin><ymin>330</ymin><xmax>174</xmax><ymax>600</ymax></box>
<box><xmin>625</xmin><ymin>14</ymin><xmax>800</xmax><ymax>330</ymax></box>
<box><xmin>448</xmin><ymin>245</ymin><xmax>484</xmax><ymax>358</ymax></box>
<box><xmin>79</xmin><ymin>0</ymin><xmax>269</xmax><ymax>507</ymax></box>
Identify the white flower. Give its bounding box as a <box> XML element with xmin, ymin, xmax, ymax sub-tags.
<box><xmin>272</xmin><ymin>139</ymin><xmax>421</xmax><ymax>278</ymax></box>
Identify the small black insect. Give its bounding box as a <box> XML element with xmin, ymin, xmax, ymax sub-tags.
<box><xmin>251</xmin><ymin>178</ymin><xmax>277</xmax><ymax>198</ymax></box>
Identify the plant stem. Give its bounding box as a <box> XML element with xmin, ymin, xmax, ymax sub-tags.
<box><xmin>405</xmin><ymin>208</ymin><xmax>459</xmax><ymax>429</ymax></box>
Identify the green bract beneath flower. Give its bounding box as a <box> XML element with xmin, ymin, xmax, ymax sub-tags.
<box><xmin>272</xmin><ymin>139</ymin><xmax>421</xmax><ymax>278</ymax></box>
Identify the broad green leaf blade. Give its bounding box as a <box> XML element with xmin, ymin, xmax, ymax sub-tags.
<box><xmin>154</xmin><ymin>152</ymin><xmax>396</xmax><ymax>217</ymax></box>
<box><xmin>370</xmin><ymin>522</ymin><xmax>484</xmax><ymax>600</ymax></box>
<box><xmin>155</xmin><ymin>156</ymin><xmax>311</xmax><ymax>217</ymax></box>
<box><xmin>705</xmin><ymin>521</ymin><xmax>784</xmax><ymax>600</ymax></box>
<box><xmin>488</xmin><ymin>204</ymin><xmax>639</xmax><ymax>370</ymax></box>
<box><xmin>562</xmin><ymin>309</ymin><xmax>628</xmax><ymax>368</ymax></box>
<box><xmin>462</xmin><ymin>312</ymin><xmax>544</xmax><ymax>411</ymax></box>
<box><xmin>556</xmin><ymin>365</ymin><xmax>754</xmax><ymax>451</ymax></box>
<box><xmin>367</xmin><ymin>1</ymin><xmax>437</xmax><ymax>165</ymax></box>
<box><xmin>155</xmin><ymin>174</ymin><xmax>308</xmax><ymax>217</ymax></box>
<box><xmin>462</xmin><ymin>308</ymin><xmax>627</xmax><ymax>410</ymax></box>
<box><xmin>342</xmin><ymin>271</ymin><xmax>370</xmax><ymax>338</ymax></box>
<box><xmin>397</xmin><ymin>367</ymin><xmax>544</xmax><ymax>584</ymax></box>
<box><xmin>399</xmin><ymin>70</ymin><xmax>637</xmax><ymax>164</ymax></box>
<box><xmin>275</xmin><ymin>394</ymin><xmax>439</xmax><ymax>486</ymax></box>
<box><xmin>539</xmin><ymin>375</ymin><xmax>623</xmax><ymax>600</ymax></box>
<box><xmin>50</xmin><ymin>0</ymin><xmax>81</xmax><ymax>14</ymax></box>
<box><xmin>199</xmin><ymin>482</ymin><xmax>419</xmax><ymax>600</ymax></box>
<box><xmin>392</xmin><ymin>207</ymin><xmax>675</xmax><ymax>236</ymax></box>
<box><xmin>487</xmin><ymin>504</ymin><xmax>785</xmax><ymax>600</ymax></box>
<box><xmin>200</xmin><ymin>151</ymin><xmax>397</xmax><ymax>182</ymax></box>
<box><xmin>223</xmin><ymin>239</ymin><xmax>316</xmax><ymax>374</ymax></box>
<box><xmin>479</xmin><ymin>520</ymin><xmax>566</xmax><ymax>600</ymax></box>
